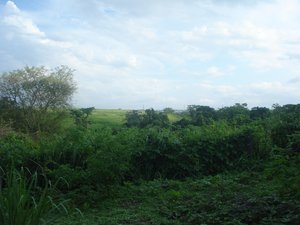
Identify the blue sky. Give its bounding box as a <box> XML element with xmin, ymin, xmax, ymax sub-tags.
<box><xmin>1</xmin><ymin>0</ymin><xmax>300</xmax><ymax>109</ymax></box>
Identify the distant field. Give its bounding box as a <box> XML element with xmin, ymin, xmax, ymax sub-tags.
<box><xmin>89</xmin><ymin>109</ymin><xmax>129</xmax><ymax>128</ymax></box>
<box><xmin>64</xmin><ymin>109</ymin><xmax>184</xmax><ymax>129</ymax></box>
<box><xmin>167</xmin><ymin>112</ymin><xmax>182</xmax><ymax>123</ymax></box>
<box><xmin>89</xmin><ymin>109</ymin><xmax>184</xmax><ymax>128</ymax></box>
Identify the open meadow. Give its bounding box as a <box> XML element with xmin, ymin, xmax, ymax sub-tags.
<box><xmin>89</xmin><ymin>109</ymin><xmax>128</xmax><ymax>128</ymax></box>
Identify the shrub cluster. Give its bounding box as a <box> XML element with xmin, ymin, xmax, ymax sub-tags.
<box><xmin>0</xmin><ymin>123</ymin><xmax>272</xmax><ymax>200</ymax></box>
<box><xmin>1</xmin><ymin>103</ymin><xmax>300</xmax><ymax>206</ymax></box>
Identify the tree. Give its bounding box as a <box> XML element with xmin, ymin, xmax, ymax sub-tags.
<box><xmin>0</xmin><ymin>66</ymin><xmax>76</xmax><ymax>133</ymax></box>
<box><xmin>270</xmin><ymin>104</ymin><xmax>300</xmax><ymax>147</ymax></box>
<box><xmin>187</xmin><ymin>105</ymin><xmax>216</xmax><ymax>125</ymax></box>
<box><xmin>141</xmin><ymin>108</ymin><xmax>169</xmax><ymax>128</ymax></box>
<box><xmin>125</xmin><ymin>110</ymin><xmax>142</xmax><ymax>128</ymax></box>
<box><xmin>217</xmin><ymin>103</ymin><xmax>250</xmax><ymax>125</ymax></box>
<box><xmin>124</xmin><ymin>108</ymin><xmax>169</xmax><ymax>128</ymax></box>
<box><xmin>250</xmin><ymin>106</ymin><xmax>270</xmax><ymax>120</ymax></box>
<box><xmin>70</xmin><ymin>107</ymin><xmax>95</xmax><ymax>128</ymax></box>
<box><xmin>163</xmin><ymin>107</ymin><xmax>175</xmax><ymax>114</ymax></box>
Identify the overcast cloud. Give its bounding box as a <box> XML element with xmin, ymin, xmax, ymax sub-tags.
<box><xmin>1</xmin><ymin>0</ymin><xmax>300</xmax><ymax>109</ymax></box>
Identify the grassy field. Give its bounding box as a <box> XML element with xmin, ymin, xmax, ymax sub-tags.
<box><xmin>166</xmin><ymin>112</ymin><xmax>182</xmax><ymax>123</ymax></box>
<box><xmin>89</xmin><ymin>109</ymin><xmax>129</xmax><ymax>128</ymax></box>
<box><xmin>87</xmin><ymin>109</ymin><xmax>183</xmax><ymax>128</ymax></box>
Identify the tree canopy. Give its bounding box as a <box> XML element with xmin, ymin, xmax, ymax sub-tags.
<box><xmin>125</xmin><ymin>108</ymin><xmax>169</xmax><ymax>128</ymax></box>
<box><xmin>0</xmin><ymin>66</ymin><xmax>76</xmax><ymax>133</ymax></box>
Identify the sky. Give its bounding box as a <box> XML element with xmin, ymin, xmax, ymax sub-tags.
<box><xmin>1</xmin><ymin>0</ymin><xmax>300</xmax><ymax>109</ymax></box>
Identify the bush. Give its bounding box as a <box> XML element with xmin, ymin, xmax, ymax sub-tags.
<box><xmin>0</xmin><ymin>133</ymin><xmax>38</xmax><ymax>170</ymax></box>
<box><xmin>130</xmin><ymin>123</ymin><xmax>270</xmax><ymax>179</ymax></box>
<box><xmin>87</xmin><ymin>128</ymin><xmax>135</xmax><ymax>186</ymax></box>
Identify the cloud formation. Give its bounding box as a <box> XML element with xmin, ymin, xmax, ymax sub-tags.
<box><xmin>1</xmin><ymin>0</ymin><xmax>300</xmax><ymax>109</ymax></box>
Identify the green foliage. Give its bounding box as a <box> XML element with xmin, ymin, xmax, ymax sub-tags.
<box><xmin>187</xmin><ymin>105</ymin><xmax>216</xmax><ymax>125</ymax></box>
<box><xmin>0</xmin><ymin>119</ymin><xmax>13</xmax><ymax>137</ymax></box>
<box><xmin>270</xmin><ymin>104</ymin><xmax>300</xmax><ymax>148</ymax></box>
<box><xmin>124</xmin><ymin>110</ymin><xmax>141</xmax><ymax>127</ymax></box>
<box><xmin>0</xmin><ymin>133</ymin><xmax>38</xmax><ymax>170</ymax></box>
<box><xmin>264</xmin><ymin>149</ymin><xmax>300</xmax><ymax>200</ymax></box>
<box><xmin>142</xmin><ymin>109</ymin><xmax>169</xmax><ymax>128</ymax></box>
<box><xmin>217</xmin><ymin>103</ymin><xmax>250</xmax><ymax>126</ymax></box>
<box><xmin>130</xmin><ymin>122</ymin><xmax>272</xmax><ymax>179</ymax></box>
<box><xmin>1</xmin><ymin>102</ymin><xmax>300</xmax><ymax>224</ymax></box>
<box><xmin>0</xmin><ymin>98</ymin><xmax>20</xmax><ymax>127</ymax></box>
<box><xmin>250</xmin><ymin>106</ymin><xmax>271</xmax><ymax>120</ymax></box>
<box><xmin>163</xmin><ymin>107</ymin><xmax>175</xmax><ymax>114</ymax></box>
<box><xmin>70</xmin><ymin>107</ymin><xmax>95</xmax><ymax>128</ymax></box>
<box><xmin>131</xmin><ymin>128</ymin><xmax>191</xmax><ymax>179</ymax></box>
<box><xmin>0</xmin><ymin>168</ymin><xmax>67</xmax><ymax>225</ymax></box>
<box><xmin>125</xmin><ymin>108</ymin><xmax>169</xmax><ymax>128</ymax></box>
<box><xmin>173</xmin><ymin>118</ymin><xmax>190</xmax><ymax>128</ymax></box>
<box><xmin>271</xmin><ymin>122</ymin><xmax>300</xmax><ymax>148</ymax></box>
<box><xmin>288</xmin><ymin>131</ymin><xmax>300</xmax><ymax>153</ymax></box>
<box><xmin>87</xmin><ymin>128</ymin><xmax>133</xmax><ymax>186</ymax></box>
<box><xmin>54</xmin><ymin>164</ymin><xmax>300</xmax><ymax>225</ymax></box>
<box><xmin>89</xmin><ymin>109</ymin><xmax>127</xmax><ymax>128</ymax></box>
<box><xmin>158</xmin><ymin>172</ymin><xmax>300</xmax><ymax>225</ymax></box>
<box><xmin>0</xmin><ymin>66</ymin><xmax>76</xmax><ymax>133</ymax></box>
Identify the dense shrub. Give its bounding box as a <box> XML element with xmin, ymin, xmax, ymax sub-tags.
<box><xmin>131</xmin><ymin>128</ymin><xmax>191</xmax><ymax>179</ymax></box>
<box><xmin>130</xmin><ymin>122</ymin><xmax>272</xmax><ymax>179</ymax></box>
<box><xmin>0</xmin><ymin>121</ymin><xmax>273</xmax><ymax>188</ymax></box>
<box><xmin>0</xmin><ymin>133</ymin><xmax>38</xmax><ymax>170</ymax></box>
<box><xmin>0</xmin><ymin>104</ymin><xmax>298</xmax><ymax>209</ymax></box>
<box><xmin>87</xmin><ymin>128</ymin><xmax>135</xmax><ymax>186</ymax></box>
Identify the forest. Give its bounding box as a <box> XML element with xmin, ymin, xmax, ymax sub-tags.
<box><xmin>0</xmin><ymin>67</ymin><xmax>299</xmax><ymax>224</ymax></box>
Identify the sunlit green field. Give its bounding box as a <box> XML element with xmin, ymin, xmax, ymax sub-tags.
<box><xmin>89</xmin><ymin>109</ymin><xmax>129</xmax><ymax>128</ymax></box>
<box><xmin>88</xmin><ymin>109</ymin><xmax>183</xmax><ymax>128</ymax></box>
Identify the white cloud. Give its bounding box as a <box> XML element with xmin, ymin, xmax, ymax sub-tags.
<box><xmin>207</xmin><ymin>66</ymin><xmax>223</xmax><ymax>77</ymax></box>
<box><xmin>3</xmin><ymin>14</ymin><xmax>44</xmax><ymax>36</ymax></box>
<box><xmin>206</xmin><ymin>65</ymin><xmax>236</xmax><ymax>77</ymax></box>
<box><xmin>181</xmin><ymin>26</ymin><xmax>208</xmax><ymax>41</ymax></box>
<box><xmin>2</xmin><ymin>1</ymin><xmax>44</xmax><ymax>37</ymax></box>
<box><xmin>4</xmin><ymin>1</ymin><xmax>19</xmax><ymax>13</ymax></box>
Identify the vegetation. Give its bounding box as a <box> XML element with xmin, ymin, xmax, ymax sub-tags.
<box><xmin>89</xmin><ymin>109</ymin><xmax>128</xmax><ymax>128</ymax></box>
<box><xmin>0</xmin><ymin>168</ymin><xmax>68</xmax><ymax>225</ymax></box>
<box><xmin>125</xmin><ymin>108</ymin><xmax>169</xmax><ymax>128</ymax></box>
<box><xmin>0</xmin><ymin>66</ymin><xmax>76</xmax><ymax>133</ymax></box>
<box><xmin>0</xmin><ymin>66</ymin><xmax>299</xmax><ymax>224</ymax></box>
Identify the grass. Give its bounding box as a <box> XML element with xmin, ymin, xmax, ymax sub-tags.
<box><xmin>62</xmin><ymin>108</ymin><xmax>184</xmax><ymax>130</ymax></box>
<box><xmin>0</xmin><ymin>168</ymin><xmax>68</xmax><ymax>225</ymax></box>
<box><xmin>166</xmin><ymin>113</ymin><xmax>183</xmax><ymax>123</ymax></box>
<box><xmin>89</xmin><ymin>109</ymin><xmax>128</xmax><ymax>128</ymax></box>
<box><xmin>89</xmin><ymin>109</ymin><xmax>184</xmax><ymax>128</ymax></box>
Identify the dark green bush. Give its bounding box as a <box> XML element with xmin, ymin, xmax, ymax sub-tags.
<box><xmin>0</xmin><ymin>133</ymin><xmax>38</xmax><ymax>170</ymax></box>
<box><xmin>131</xmin><ymin>128</ymin><xmax>192</xmax><ymax>179</ymax></box>
<box><xmin>130</xmin><ymin>122</ymin><xmax>271</xmax><ymax>180</ymax></box>
<box><xmin>288</xmin><ymin>131</ymin><xmax>300</xmax><ymax>153</ymax></box>
<box><xmin>87</xmin><ymin>131</ymin><xmax>132</xmax><ymax>186</ymax></box>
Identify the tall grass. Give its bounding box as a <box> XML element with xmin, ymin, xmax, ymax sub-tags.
<box><xmin>0</xmin><ymin>168</ymin><xmax>67</xmax><ymax>225</ymax></box>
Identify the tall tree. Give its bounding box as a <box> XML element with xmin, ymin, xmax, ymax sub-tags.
<box><xmin>0</xmin><ymin>66</ymin><xmax>76</xmax><ymax>133</ymax></box>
